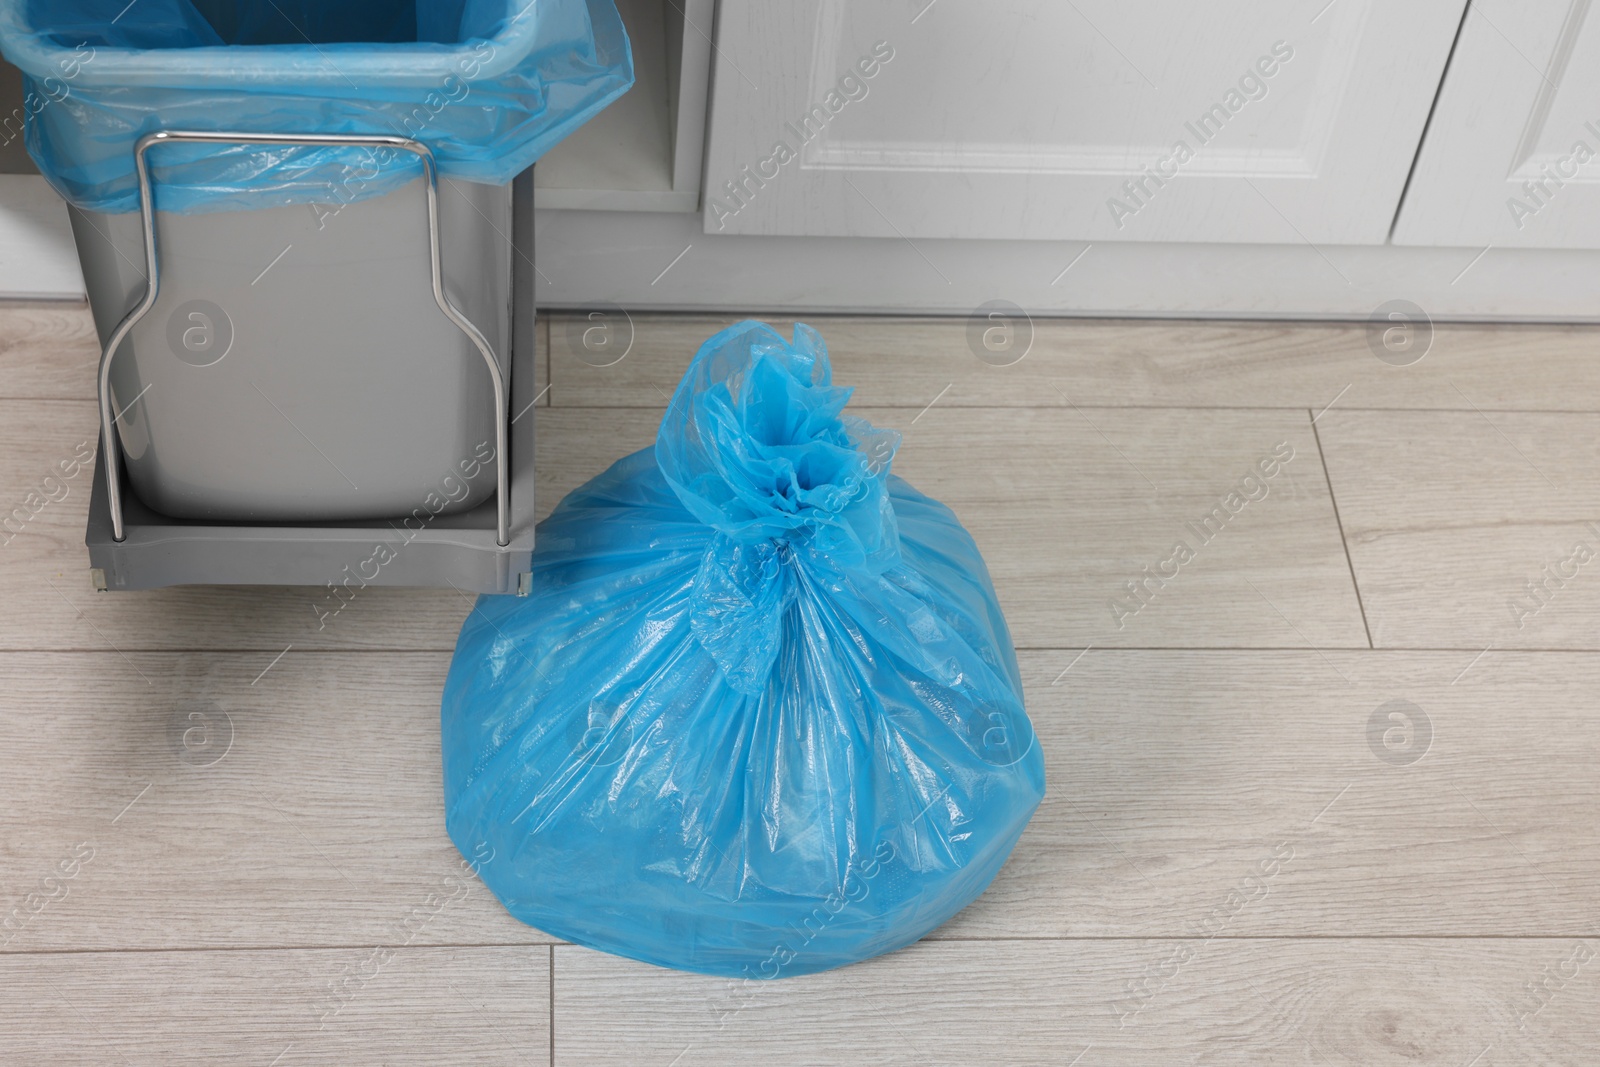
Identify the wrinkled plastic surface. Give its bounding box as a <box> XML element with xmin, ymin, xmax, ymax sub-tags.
<box><xmin>441</xmin><ymin>322</ymin><xmax>1046</xmax><ymax>978</ymax></box>
<box><xmin>0</xmin><ymin>0</ymin><xmax>632</xmax><ymax>213</ymax></box>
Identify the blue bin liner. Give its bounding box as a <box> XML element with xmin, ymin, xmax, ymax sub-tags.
<box><xmin>441</xmin><ymin>321</ymin><xmax>1046</xmax><ymax>978</ymax></box>
<box><xmin>0</xmin><ymin>0</ymin><xmax>632</xmax><ymax>213</ymax></box>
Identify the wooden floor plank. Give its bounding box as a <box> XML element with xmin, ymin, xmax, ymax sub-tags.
<box><xmin>955</xmin><ymin>650</ymin><xmax>1600</xmax><ymax>940</ymax></box>
<box><xmin>0</xmin><ymin>302</ymin><xmax>97</xmax><ymax>400</ymax></box>
<box><xmin>0</xmin><ymin>652</ymin><xmax>551</xmax><ymax>952</ymax></box>
<box><xmin>554</xmin><ymin>939</ymin><xmax>1595</xmax><ymax>1066</ymax></box>
<box><xmin>7</xmin><ymin>649</ymin><xmax>1593</xmax><ymax>954</ymax></box>
<box><xmin>1318</xmin><ymin>409</ymin><xmax>1600</xmax><ymax>650</ymax></box>
<box><xmin>0</xmin><ymin>401</ymin><xmax>1361</xmax><ymax>650</ymax></box>
<box><xmin>0</xmin><ymin>945</ymin><xmax>550</xmax><ymax>1066</ymax></box>
<box><xmin>547</xmin><ymin>312</ymin><xmax>1600</xmax><ymax>413</ymax></box>
<box><xmin>7</xmin><ymin>305</ymin><xmax>1592</xmax><ymax>421</ymax></box>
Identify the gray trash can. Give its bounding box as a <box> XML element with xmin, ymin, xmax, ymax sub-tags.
<box><xmin>76</xmin><ymin>142</ymin><xmax>539</xmax><ymax>595</ymax></box>
<box><xmin>72</xmin><ymin>161</ymin><xmax>511</xmax><ymax>524</ymax></box>
<box><xmin>2</xmin><ymin>0</ymin><xmax>633</xmax><ymax>592</ymax></box>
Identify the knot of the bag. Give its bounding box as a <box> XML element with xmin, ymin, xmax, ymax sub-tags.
<box><xmin>657</xmin><ymin>320</ymin><xmax>901</xmax><ymax>563</ymax></box>
<box><xmin>659</xmin><ymin>321</ymin><xmax>902</xmax><ymax>692</ymax></box>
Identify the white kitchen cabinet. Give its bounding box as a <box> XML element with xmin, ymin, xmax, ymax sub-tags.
<box><xmin>1394</xmin><ymin>0</ymin><xmax>1600</xmax><ymax>248</ymax></box>
<box><xmin>700</xmin><ymin>0</ymin><xmax>1467</xmax><ymax>244</ymax></box>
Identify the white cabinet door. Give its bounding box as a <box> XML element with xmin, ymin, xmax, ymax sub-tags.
<box><xmin>701</xmin><ymin>0</ymin><xmax>1466</xmax><ymax>243</ymax></box>
<box><xmin>1394</xmin><ymin>0</ymin><xmax>1600</xmax><ymax>248</ymax></box>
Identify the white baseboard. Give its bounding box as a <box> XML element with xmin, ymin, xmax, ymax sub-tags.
<box><xmin>533</xmin><ymin>207</ymin><xmax>1600</xmax><ymax>322</ymax></box>
<box><xmin>0</xmin><ymin>175</ymin><xmax>83</xmax><ymax>301</ymax></box>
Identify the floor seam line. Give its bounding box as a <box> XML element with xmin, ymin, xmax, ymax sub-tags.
<box><xmin>1310</xmin><ymin>407</ymin><xmax>1375</xmax><ymax>649</ymax></box>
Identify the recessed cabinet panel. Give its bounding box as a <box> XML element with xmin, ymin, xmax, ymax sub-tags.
<box><xmin>1394</xmin><ymin>0</ymin><xmax>1600</xmax><ymax>248</ymax></box>
<box><xmin>703</xmin><ymin>0</ymin><xmax>1467</xmax><ymax>243</ymax></box>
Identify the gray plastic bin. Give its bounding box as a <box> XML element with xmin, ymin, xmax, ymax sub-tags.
<box><xmin>81</xmin><ymin>162</ymin><xmax>537</xmax><ymax>595</ymax></box>
<box><xmin>71</xmin><ymin>165</ymin><xmax>511</xmax><ymax>523</ymax></box>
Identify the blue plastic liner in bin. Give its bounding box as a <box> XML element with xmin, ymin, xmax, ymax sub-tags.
<box><xmin>441</xmin><ymin>321</ymin><xmax>1046</xmax><ymax>978</ymax></box>
<box><xmin>0</xmin><ymin>0</ymin><xmax>633</xmax><ymax>213</ymax></box>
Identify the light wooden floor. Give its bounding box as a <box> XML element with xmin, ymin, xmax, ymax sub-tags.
<box><xmin>4</xmin><ymin>305</ymin><xmax>1599</xmax><ymax>1064</ymax></box>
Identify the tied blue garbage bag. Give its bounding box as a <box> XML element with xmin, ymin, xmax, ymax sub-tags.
<box><xmin>441</xmin><ymin>321</ymin><xmax>1046</xmax><ymax>978</ymax></box>
<box><xmin>0</xmin><ymin>0</ymin><xmax>632</xmax><ymax>213</ymax></box>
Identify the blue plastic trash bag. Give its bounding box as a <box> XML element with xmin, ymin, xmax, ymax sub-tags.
<box><xmin>0</xmin><ymin>0</ymin><xmax>632</xmax><ymax>213</ymax></box>
<box><xmin>441</xmin><ymin>321</ymin><xmax>1046</xmax><ymax>978</ymax></box>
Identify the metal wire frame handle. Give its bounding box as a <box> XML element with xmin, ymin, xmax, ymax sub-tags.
<box><xmin>97</xmin><ymin>130</ymin><xmax>512</xmax><ymax>547</ymax></box>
